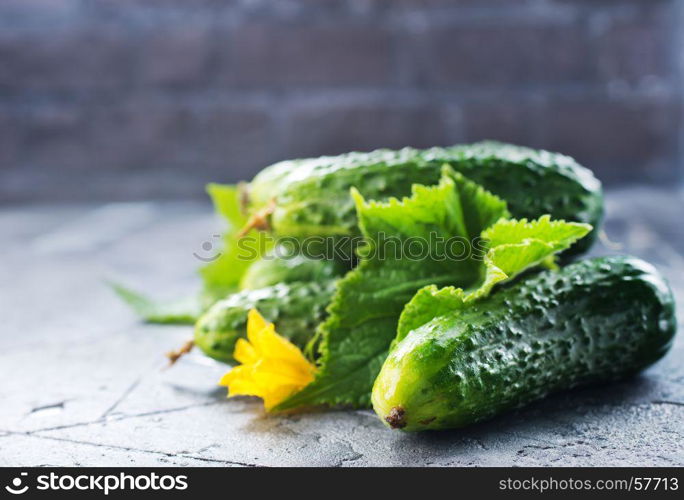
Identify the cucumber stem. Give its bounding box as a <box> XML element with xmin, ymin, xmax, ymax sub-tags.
<box><xmin>165</xmin><ymin>339</ymin><xmax>195</xmax><ymax>367</ymax></box>
<box><xmin>386</xmin><ymin>406</ymin><xmax>407</xmax><ymax>429</ymax></box>
<box><xmin>238</xmin><ymin>198</ymin><xmax>276</xmax><ymax>237</ymax></box>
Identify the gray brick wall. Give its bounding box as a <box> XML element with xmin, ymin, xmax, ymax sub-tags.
<box><xmin>0</xmin><ymin>0</ymin><xmax>682</xmax><ymax>202</ymax></box>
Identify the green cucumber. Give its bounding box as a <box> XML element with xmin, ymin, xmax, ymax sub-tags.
<box><xmin>240</xmin><ymin>246</ymin><xmax>348</xmax><ymax>290</ymax></box>
<box><xmin>372</xmin><ymin>255</ymin><xmax>676</xmax><ymax>431</ymax></box>
<box><xmin>194</xmin><ymin>280</ymin><xmax>336</xmax><ymax>363</ymax></box>
<box><xmin>245</xmin><ymin>141</ymin><xmax>603</xmax><ymax>254</ymax></box>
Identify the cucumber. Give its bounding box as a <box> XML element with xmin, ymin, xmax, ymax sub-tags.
<box><xmin>245</xmin><ymin>141</ymin><xmax>603</xmax><ymax>254</ymax></box>
<box><xmin>240</xmin><ymin>246</ymin><xmax>348</xmax><ymax>290</ymax></box>
<box><xmin>194</xmin><ymin>280</ymin><xmax>336</xmax><ymax>363</ymax></box>
<box><xmin>372</xmin><ymin>256</ymin><xmax>676</xmax><ymax>431</ymax></box>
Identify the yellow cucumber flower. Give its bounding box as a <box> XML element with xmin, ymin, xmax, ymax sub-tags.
<box><xmin>219</xmin><ymin>309</ymin><xmax>317</xmax><ymax>411</ymax></box>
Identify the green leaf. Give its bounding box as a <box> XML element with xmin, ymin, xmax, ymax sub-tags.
<box><xmin>207</xmin><ymin>183</ymin><xmax>245</xmax><ymax>224</ymax></box>
<box><xmin>482</xmin><ymin>214</ymin><xmax>593</xmax><ymax>250</ymax></box>
<box><xmin>396</xmin><ymin>215</ymin><xmax>592</xmax><ymax>341</ymax></box>
<box><xmin>472</xmin><ymin>215</ymin><xmax>592</xmax><ymax>301</ymax></box>
<box><xmin>109</xmin><ymin>282</ymin><xmax>201</xmax><ymax>324</ymax></box>
<box><xmin>199</xmin><ymin>184</ymin><xmax>274</xmax><ymax>305</ymax></box>
<box><xmin>275</xmin><ymin>168</ymin><xmax>509</xmax><ymax>410</ymax></box>
<box><xmin>395</xmin><ymin>284</ymin><xmax>470</xmax><ymax>342</ymax></box>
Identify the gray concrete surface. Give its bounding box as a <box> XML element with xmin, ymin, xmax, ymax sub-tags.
<box><xmin>1</xmin><ymin>188</ymin><xmax>683</xmax><ymax>467</ymax></box>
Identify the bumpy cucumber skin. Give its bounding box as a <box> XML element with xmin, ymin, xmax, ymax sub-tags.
<box><xmin>247</xmin><ymin>142</ymin><xmax>603</xmax><ymax>254</ymax></box>
<box><xmin>372</xmin><ymin>256</ymin><xmax>676</xmax><ymax>431</ymax></box>
<box><xmin>240</xmin><ymin>250</ymin><xmax>348</xmax><ymax>290</ymax></box>
<box><xmin>194</xmin><ymin>281</ymin><xmax>335</xmax><ymax>363</ymax></box>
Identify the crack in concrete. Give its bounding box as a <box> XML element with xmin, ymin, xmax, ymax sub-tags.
<box><xmin>3</xmin><ymin>431</ymin><xmax>261</xmax><ymax>467</ymax></box>
<box><xmin>331</xmin><ymin>438</ymin><xmax>365</xmax><ymax>467</ymax></box>
<box><xmin>246</xmin><ymin>415</ymin><xmax>369</xmax><ymax>467</ymax></box>
<box><xmin>28</xmin><ymin>401</ymin><xmax>68</xmax><ymax>415</ymax></box>
<box><xmin>98</xmin><ymin>357</ymin><xmax>161</xmax><ymax>420</ymax></box>
<box><xmin>338</xmin><ymin>452</ymin><xmax>364</xmax><ymax>466</ymax></box>
<box><xmin>100</xmin><ymin>376</ymin><xmax>143</xmax><ymax>420</ymax></box>
<box><xmin>651</xmin><ymin>400</ymin><xmax>684</xmax><ymax>407</ymax></box>
<box><xmin>5</xmin><ymin>401</ymin><xmax>221</xmax><ymax>435</ymax></box>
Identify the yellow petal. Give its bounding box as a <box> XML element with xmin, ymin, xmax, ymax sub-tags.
<box><xmin>255</xmin><ymin>359</ymin><xmax>316</xmax><ymax>383</ymax></box>
<box><xmin>219</xmin><ymin>365</ymin><xmax>251</xmax><ymax>386</ymax></box>
<box><xmin>246</xmin><ymin>309</ymin><xmax>270</xmax><ymax>344</ymax></box>
<box><xmin>227</xmin><ymin>379</ymin><xmax>262</xmax><ymax>398</ymax></box>
<box><xmin>249</xmin><ymin>323</ymin><xmax>279</xmax><ymax>357</ymax></box>
<box><xmin>262</xmin><ymin>384</ymin><xmax>302</xmax><ymax>411</ymax></box>
<box><xmin>253</xmin><ymin>322</ymin><xmax>312</xmax><ymax>364</ymax></box>
<box><xmin>233</xmin><ymin>338</ymin><xmax>258</xmax><ymax>365</ymax></box>
<box><xmin>218</xmin><ymin>308</ymin><xmax>317</xmax><ymax>411</ymax></box>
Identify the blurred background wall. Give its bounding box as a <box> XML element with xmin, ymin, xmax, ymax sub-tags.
<box><xmin>0</xmin><ymin>0</ymin><xmax>682</xmax><ymax>203</ymax></box>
